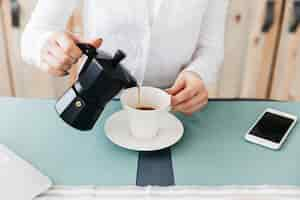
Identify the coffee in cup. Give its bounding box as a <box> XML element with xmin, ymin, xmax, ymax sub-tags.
<box><xmin>121</xmin><ymin>87</ymin><xmax>171</xmax><ymax>139</ymax></box>
<box><xmin>134</xmin><ymin>106</ymin><xmax>157</xmax><ymax>111</ymax></box>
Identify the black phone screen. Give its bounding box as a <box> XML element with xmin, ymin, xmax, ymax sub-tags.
<box><xmin>249</xmin><ymin>112</ymin><xmax>295</xmax><ymax>143</ymax></box>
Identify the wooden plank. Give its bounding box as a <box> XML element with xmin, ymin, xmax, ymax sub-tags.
<box><xmin>207</xmin><ymin>84</ymin><xmax>217</xmax><ymax>98</ymax></box>
<box><xmin>218</xmin><ymin>0</ymin><xmax>251</xmax><ymax>98</ymax></box>
<box><xmin>1</xmin><ymin>0</ymin><xmax>69</xmax><ymax>98</ymax></box>
<box><xmin>0</xmin><ymin>1</ymin><xmax>13</xmax><ymax>96</ymax></box>
<box><xmin>270</xmin><ymin>0</ymin><xmax>300</xmax><ymax>101</ymax></box>
<box><xmin>218</xmin><ymin>0</ymin><xmax>283</xmax><ymax>99</ymax></box>
<box><xmin>240</xmin><ymin>0</ymin><xmax>284</xmax><ymax>98</ymax></box>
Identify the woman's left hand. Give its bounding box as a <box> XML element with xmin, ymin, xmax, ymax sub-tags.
<box><xmin>166</xmin><ymin>71</ymin><xmax>208</xmax><ymax>115</ymax></box>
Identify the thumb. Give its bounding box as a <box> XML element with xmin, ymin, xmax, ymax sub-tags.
<box><xmin>66</xmin><ymin>32</ymin><xmax>103</xmax><ymax>48</ymax></box>
<box><xmin>85</xmin><ymin>38</ymin><xmax>103</xmax><ymax>48</ymax></box>
<box><xmin>166</xmin><ymin>76</ymin><xmax>185</xmax><ymax>95</ymax></box>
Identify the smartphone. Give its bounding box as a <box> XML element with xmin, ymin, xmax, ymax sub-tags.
<box><xmin>245</xmin><ymin>108</ymin><xmax>297</xmax><ymax>150</ymax></box>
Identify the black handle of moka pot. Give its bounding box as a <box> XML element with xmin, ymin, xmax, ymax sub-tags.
<box><xmin>77</xmin><ymin>43</ymin><xmax>97</xmax><ymax>56</ymax></box>
<box><xmin>76</xmin><ymin>43</ymin><xmax>98</xmax><ymax>76</ymax></box>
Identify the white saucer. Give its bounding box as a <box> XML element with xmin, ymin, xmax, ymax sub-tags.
<box><xmin>105</xmin><ymin>111</ymin><xmax>184</xmax><ymax>151</ymax></box>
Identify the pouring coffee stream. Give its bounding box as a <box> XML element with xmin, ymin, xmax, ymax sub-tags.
<box><xmin>55</xmin><ymin>43</ymin><xmax>138</xmax><ymax>131</ymax></box>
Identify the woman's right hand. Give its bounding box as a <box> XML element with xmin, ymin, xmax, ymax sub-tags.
<box><xmin>41</xmin><ymin>32</ymin><xmax>102</xmax><ymax>77</ymax></box>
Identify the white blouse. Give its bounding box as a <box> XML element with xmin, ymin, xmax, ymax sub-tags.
<box><xmin>21</xmin><ymin>0</ymin><xmax>228</xmax><ymax>88</ymax></box>
<box><xmin>148</xmin><ymin>0</ymin><xmax>163</xmax><ymax>25</ymax></box>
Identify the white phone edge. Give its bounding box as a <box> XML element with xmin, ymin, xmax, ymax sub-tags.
<box><xmin>244</xmin><ymin>108</ymin><xmax>298</xmax><ymax>150</ymax></box>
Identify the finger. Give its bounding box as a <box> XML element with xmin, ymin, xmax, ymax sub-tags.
<box><xmin>184</xmin><ymin>100</ymin><xmax>208</xmax><ymax>115</ymax></box>
<box><xmin>174</xmin><ymin>93</ymin><xmax>204</xmax><ymax>112</ymax></box>
<box><xmin>166</xmin><ymin>77</ymin><xmax>185</xmax><ymax>95</ymax></box>
<box><xmin>183</xmin><ymin>91</ymin><xmax>208</xmax><ymax>114</ymax></box>
<box><xmin>44</xmin><ymin>51</ymin><xmax>72</xmax><ymax>72</ymax></box>
<box><xmin>46</xmin><ymin>52</ymin><xmax>72</xmax><ymax>73</ymax></box>
<box><xmin>43</xmin><ymin>51</ymin><xmax>62</xmax><ymax>69</ymax></box>
<box><xmin>41</xmin><ymin>60</ymin><xmax>68</xmax><ymax>77</ymax></box>
<box><xmin>67</xmin><ymin>32</ymin><xmax>103</xmax><ymax>49</ymax></box>
<box><xmin>49</xmin><ymin>40</ymin><xmax>75</xmax><ymax>66</ymax></box>
<box><xmin>56</xmin><ymin>34</ymin><xmax>82</xmax><ymax>59</ymax></box>
<box><xmin>172</xmin><ymin>87</ymin><xmax>198</xmax><ymax>106</ymax></box>
<box><xmin>86</xmin><ymin>38</ymin><xmax>103</xmax><ymax>48</ymax></box>
<box><xmin>48</xmin><ymin>67</ymin><xmax>69</xmax><ymax>77</ymax></box>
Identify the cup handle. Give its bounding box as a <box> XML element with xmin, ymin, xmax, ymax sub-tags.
<box><xmin>166</xmin><ymin>94</ymin><xmax>176</xmax><ymax>113</ymax></box>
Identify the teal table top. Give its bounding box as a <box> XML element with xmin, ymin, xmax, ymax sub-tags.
<box><xmin>0</xmin><ymin>98</ymin><xmax>137</xmax><ymax>186</ymax></box>
<box><xmin>0</xmin><ymin>98</ymin><xmax>300</xmax><ymax>186</ymax></box>
<box><xmin>173</xmin><ymin>101</ymin><xmax>300</xmax><ymax>185</ymax></box>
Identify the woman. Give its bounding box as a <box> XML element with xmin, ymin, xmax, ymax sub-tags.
<box><xmin>21</xmin><ymin>0</ymin><xmax>227</xmax><ymax>115</ymax></box>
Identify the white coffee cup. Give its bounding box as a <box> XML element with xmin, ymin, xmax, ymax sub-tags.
<box><xmin>120</xmin><ymin>87</ymin><xmax>171</xmax><ymax>140</ymax></box>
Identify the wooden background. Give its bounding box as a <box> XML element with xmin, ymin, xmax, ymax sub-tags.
<box><xmin>0</xmin><ymin>0</ymin><xmax>299</xmax><ymax>100</ymax></box>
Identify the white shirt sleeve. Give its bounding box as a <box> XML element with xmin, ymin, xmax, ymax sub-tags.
<box><xmin>185</xmin><ymin>0</ymin><xmax>228</xmax><ymax>86</ymax></box>
<box><xmin>21</xmin><ymin>0</ymin><xmax>80</xmax><ymax>69</ymax></box>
